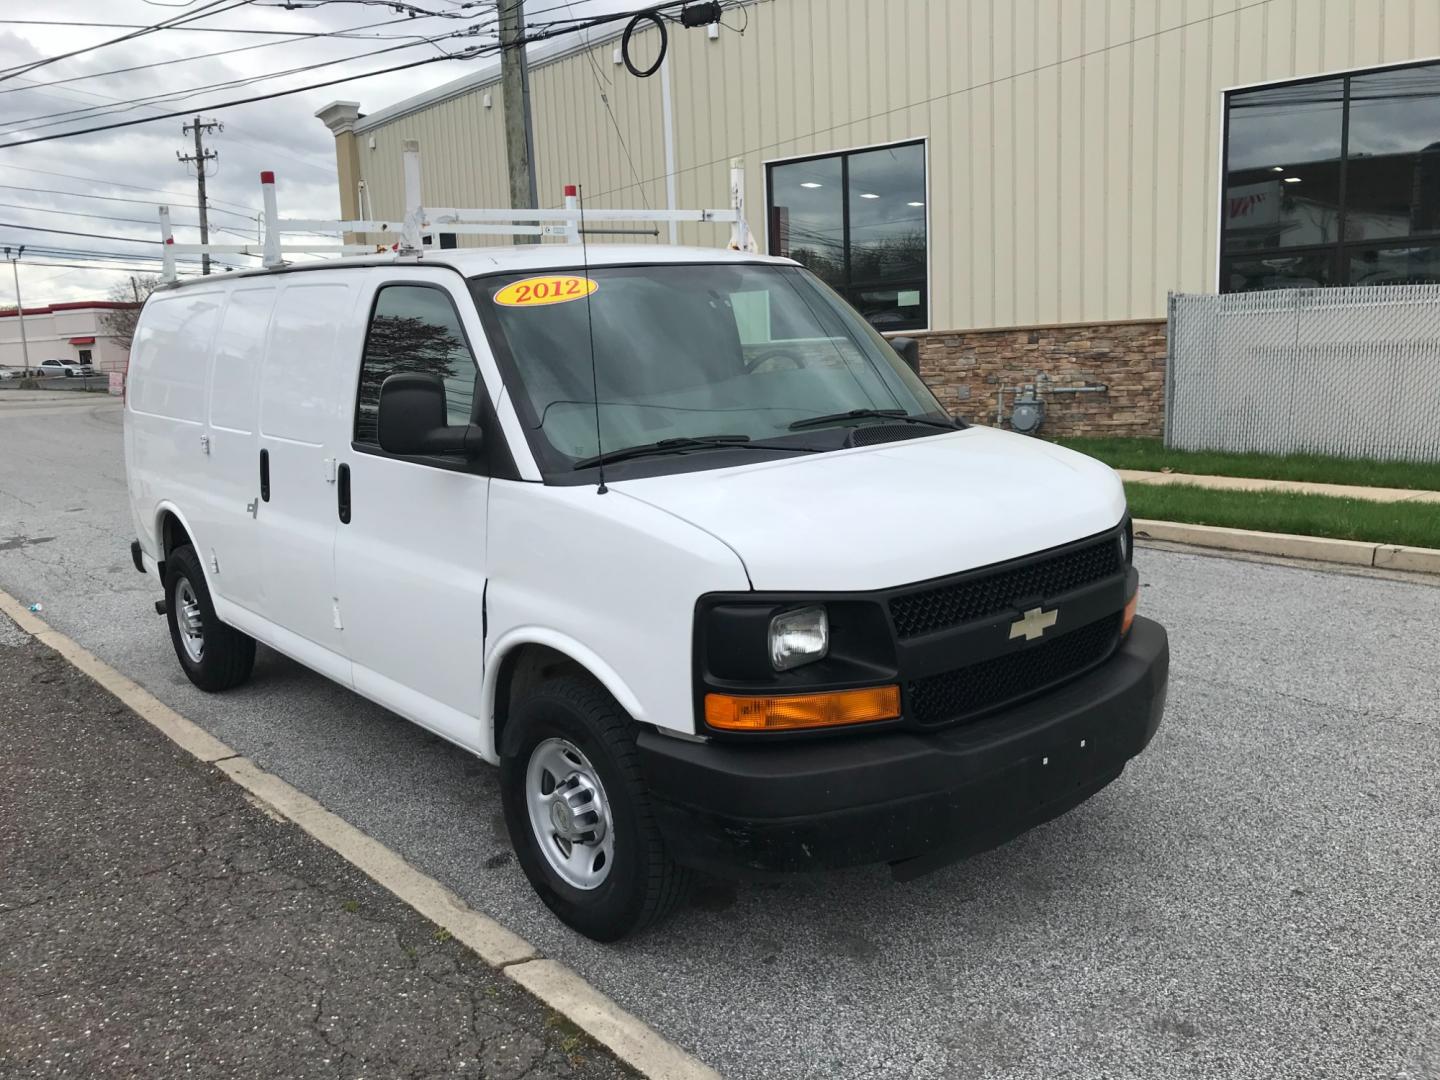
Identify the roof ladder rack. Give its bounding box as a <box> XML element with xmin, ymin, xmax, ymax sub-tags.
<box><xmin>158</xmin><ymin>140</ymin><xmax>755</xmax><ymax>283</ymax></box>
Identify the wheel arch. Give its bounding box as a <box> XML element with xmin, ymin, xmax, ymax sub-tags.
<box><xmin>152</xmin><ymin>501</ymin><xmax>201</xmax><ymax>582</ymax></box>
<box><xmin>483</xmin><ymin>630</ymin><xmax>646</xmax><ymax>764</ymax></box>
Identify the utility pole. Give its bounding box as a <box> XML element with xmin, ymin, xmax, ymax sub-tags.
<box><xmin>130</xmin><ymin>275</ymin><xmax>141</xmax><ymax>302</ymax></box>
<box><xmin>499</xmin><ymin>0</ymin><xmax>539</xmax><ymax>242</ymax></box>
<box><xmin>4</xmin><ymin>246</ymin><xmax>30</xmax><ymax>376</ymax></box>
<box><xmin>178</xmin><ymin>116</ymin><xmax>222</xmax><ymax>274</ymax></box>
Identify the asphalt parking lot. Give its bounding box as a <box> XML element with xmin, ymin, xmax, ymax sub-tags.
<box><xmin>2</xmin><ymin>398</ymin><xmax>1438</xmax><ymax>1080</ymax></box>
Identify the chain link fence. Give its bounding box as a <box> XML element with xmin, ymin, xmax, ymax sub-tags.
<box><xmin>1165</xmin><ymin>285</ymin><xmax>1440</xmax><ymax>462</ymax></box>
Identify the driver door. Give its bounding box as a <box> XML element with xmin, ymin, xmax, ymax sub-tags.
<box><xmin>332</xmin><ymin>271</ymin><xmax>492</xmax><ymax>749</ymax></box>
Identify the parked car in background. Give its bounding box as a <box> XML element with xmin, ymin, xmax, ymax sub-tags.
<box><xmin>38</xmin><ymin>358</ymin><xmax>93</xmax><ymax>377</ymax></box>
<box><xmin>0</xmin><ymin>366</ymin><xmax>22</xmax><ymax>380</ymax></box>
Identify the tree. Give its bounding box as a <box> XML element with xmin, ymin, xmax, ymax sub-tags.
<box><xmin>99</xmin><ymin>275</ymin><xmax>162</xmax><ymax>350</ymax></box>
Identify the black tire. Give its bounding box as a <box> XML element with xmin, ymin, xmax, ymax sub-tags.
<box><xmin>162</xmin><ymin>544</ymin><xmax>256</xmax><ymax>692</ymax></box>
<box><xmin>500</xmin><ymin>676</ymin><xmax>690</xmax><ymax>941</ymax></box>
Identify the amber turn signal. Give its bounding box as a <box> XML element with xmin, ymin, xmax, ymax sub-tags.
<box><xmin>705</xmin><ymin>685</ymin><xmax>902</xmax><ymax>732</ymax></box>
<box><xmin>1121</xmin><ymin>589</ymin><xmax>1139</xmax><ymax>637</ymax></box>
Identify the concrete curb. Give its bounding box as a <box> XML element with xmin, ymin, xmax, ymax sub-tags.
<box><xmin>0</xmin><ymin>589</ymin><xmax>721</xmax><ymax>1080</ymax></box>
<box><xmin>1119</xmin><ymin>469</ymin><xmax>1440</xmax><ymax>504</ymax></box>
<box><xmin>1133</xmin><ymin>519</ymin><xmax>1440</xmax><ymax>575</ymax></box>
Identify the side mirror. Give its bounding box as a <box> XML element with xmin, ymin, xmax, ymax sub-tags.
<box><xmin>890</xmin><ymin>336</ymin><xmax>921</xmax><ymax>376</ymax></box>
<box><xmin>377</xmin><ymin>372</ymin><xmax>481</xmax><ymax>457</ymax></box>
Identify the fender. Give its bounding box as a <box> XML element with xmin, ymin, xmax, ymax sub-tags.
<box><xmin>481</xmin><ymin>626</ymin><xmax>647</xmax><ymax>764</ymax></box>
<box><xmin>150</xmin><ymin>500</ymin><xmax>208</xmax><ymax>588</ymax></box>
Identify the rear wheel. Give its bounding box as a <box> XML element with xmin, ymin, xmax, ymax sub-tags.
<box><xmin>500</xmin><ymin>676</ymin><xmax>690</xmax><ymax>941</ymax></box>
<box><xmin>163</xmin><ymin>544</ymin><xmax>255</xmax><ymax>692</ymax></box>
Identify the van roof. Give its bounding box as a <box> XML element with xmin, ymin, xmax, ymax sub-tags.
<box><xmin>157</xmin><ymin>244</ymin><xmax>796</xmax><ymax>292</ymax></box>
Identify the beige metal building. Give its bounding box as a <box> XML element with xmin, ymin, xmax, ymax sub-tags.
<box><xmin>318</xmin><ymin>0</ymin><xmax>1440</xmax><ymax>435</ymax></box>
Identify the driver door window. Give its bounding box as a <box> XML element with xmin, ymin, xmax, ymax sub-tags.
<box><xmin>354</xmin><ymin>284</ymin><xmax>478</xmax><ymax>446</ymax></box>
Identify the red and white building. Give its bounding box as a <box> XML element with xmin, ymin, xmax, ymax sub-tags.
<box><xmin>0</xmin><ymin>300</ymin><xmax>140</xmax><ymax>374</ymax></box>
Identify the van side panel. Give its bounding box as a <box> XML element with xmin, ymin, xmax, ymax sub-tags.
<box><xmin>125</xmin><ymin>288</ymin><xmax>226</xmax><ymax>564</ymax></box>
<box><xmin>200</xmin><ymin>286</ymin><xmax>277</xmax><ymax>613</ymax></box>
<box><xmin>253</xmin><ymin>280</ymin><xmax>357</xmax><ymax>677</ymax></box>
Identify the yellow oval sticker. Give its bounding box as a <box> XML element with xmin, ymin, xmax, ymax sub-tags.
<box><xmin>494</xmin><ymin>275</ymin><xmax>598</xmax><ymax>307</ymax></box>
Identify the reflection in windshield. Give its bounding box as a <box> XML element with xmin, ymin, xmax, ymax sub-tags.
<box><xmin>473</xmin><ymin>263</ymin><xmax>947</xmax><ymax>474</ymax></box>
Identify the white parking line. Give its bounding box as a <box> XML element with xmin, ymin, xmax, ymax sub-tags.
<box><xmin>0</xmin><ymin>587</ymin><xmax>722</xmax><ymax>1080</ymax></box>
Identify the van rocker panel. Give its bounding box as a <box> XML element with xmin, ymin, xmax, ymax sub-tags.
<box><xmin>637</xmin><ymin>616</ymin><xmax>1168</xmax><ymax>876</ymax></box>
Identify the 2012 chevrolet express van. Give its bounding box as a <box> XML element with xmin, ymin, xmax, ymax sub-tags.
<box><xmin>125</xmin><ymin>246</ymin><xmax>1169</xmax><ymax>940</ymax></box>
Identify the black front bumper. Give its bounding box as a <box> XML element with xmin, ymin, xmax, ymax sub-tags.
<box><xmin>639</xmin><ymin>616</ymin><xmax>1169</xmax><ymax>878</ymax></box>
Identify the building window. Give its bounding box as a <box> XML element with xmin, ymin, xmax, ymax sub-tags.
<box><xmin>767</xmin><ymin>140</ymin><xmax>927</xmax><ymax>330</ymax></box>
<box><xmin>78</xmin><ymin>349</ymin><xmax>93</xmax><ymax>363</ymax></box>
<box><xmin>1222</xmin><ymin>61</ymin><xmax>1440</xmax><ymax>291</ymax></box>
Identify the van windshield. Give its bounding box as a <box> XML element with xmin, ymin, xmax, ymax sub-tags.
<box><xmin>471</xmin><ymin>262</ymin><xmax>950</xmax><ymax>478</ymax></box>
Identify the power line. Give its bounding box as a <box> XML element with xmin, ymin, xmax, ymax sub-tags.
<box><xmin>0</xmin><ymin>42</ymin><xmax>497</xmax><ymax>151</ymax></box>
<box><xmin>567</xmin><ymin>0</ymin><xmax>650</xmax><ymax>209</ymax></box>
<box><xmin>0</xmin><ymin>25</ymin><xmax>490</xmax><ymax>136</ymax></box>
<box><xmin>0</xmin><ymin>222</ymin><xmax>163</xmax><ymax>245</ymax></box>
<box><xmin>0</xmin><ymin>165</ymin><xmax>257</xmax><ymax>213</ymax></box>
<box><xmin>0</xmin><ymin>201</ymin><xmax>207</xmax><ymax>230</ymax></box>
<box><xmin>0</xmin><ymin>12</ymin><xmax>445</xmax><ymax>99</ymax></box>
<box><xmin>15</xmin><ymin>243</ymin><xmax>248</xmax><ymax>268</ymax></box>
<box><xmin>0</xmin><ymin>182</ymin><xmax>256</xmax><ymax>222</ymax></box>
<box><xmin>0</xmin><ymin>0</ymin><xmax>254</xmax><ymax>84</ymax></box>
<box><xmin>0</xmin><ymin>15</ymin><xmax>465</xmax><ymax>37</ymax></box>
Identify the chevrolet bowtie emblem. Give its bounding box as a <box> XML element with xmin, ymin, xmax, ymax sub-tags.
<box><xmin>1009</xmin><ymin>606</ymin><xmax>1058</xmax><ymax>642</ymax></box>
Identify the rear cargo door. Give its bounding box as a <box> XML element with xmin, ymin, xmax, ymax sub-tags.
<box><xmin>254</xmin><ymin>278</ymin><xmax>360</xmax><ymax>684</ymax></box>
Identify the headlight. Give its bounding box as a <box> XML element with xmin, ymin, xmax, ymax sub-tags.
<box><xmin>769</xmin><ymin>605</ymin><xmax>829</xmax><ymax>671</ymax></box>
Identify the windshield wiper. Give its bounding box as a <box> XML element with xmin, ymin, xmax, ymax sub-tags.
<box><xmin>788</xmin><ymin>408</ymin><xmax>957</xmax><ymax>432</ymax></box>
<box><xmin>573</xmin><ymin>434</ymin><xmax>820</xmax><ymax>470</ymax></box>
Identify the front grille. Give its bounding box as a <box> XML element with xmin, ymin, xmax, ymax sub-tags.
<box><xmin>889</xmin><ymin>532</ymin><xmax>1122</xmax><ymax>639</ymax></box>
<box><xmin>907</xmin><ymin>614</ymin><xmax>1122</xmax><ymax>727</ymax></box>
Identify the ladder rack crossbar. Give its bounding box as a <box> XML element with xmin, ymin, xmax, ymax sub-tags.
<box><xmin>158</xmin><ymin>146</ymin><xmax>754</xmax><ymax>282</ymax></box>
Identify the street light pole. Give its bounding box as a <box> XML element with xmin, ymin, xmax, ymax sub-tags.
<box><xmin>5</xmin><ymin>246</ymin><xmax>30</xmax><ymax>376</ymax></box>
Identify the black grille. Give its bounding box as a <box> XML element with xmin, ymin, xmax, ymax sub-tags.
<box><xmin>889</xmin><ymin>533</ymin><xmax>1122</xmax><ymax>639</ymax></box>
<box><xmin>847</xmin><ymin>424</ymin><xmax>937</xmax><ymax>448</ymax></box>
<box><xmin>907</xmin><ymin>614</ymin><xmax>1122</xmax><ymax>727</ymax></box>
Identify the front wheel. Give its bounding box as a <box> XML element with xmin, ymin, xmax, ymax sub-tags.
<box><xmin>163</xmin><ymin>544</ymin><xmax>256</xmax><ymax>692</ymax></box>
<box><xmin>500</xmin><ymin>676</ymin><xmax>690</xmax><ymax>941</ymax></box>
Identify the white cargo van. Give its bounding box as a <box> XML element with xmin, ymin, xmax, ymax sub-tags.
<box><xmin>125</xmin><ymin>244</ymin><xmax>1169</xmax><ymax>940</ymax></box>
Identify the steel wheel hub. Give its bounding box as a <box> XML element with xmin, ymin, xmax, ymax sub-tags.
<box><xmin>524</xmin><ymin>738</ymin><xmax>614</xmax><ymax>890</ymax></box>
<box><xmin>174</xmin><ymin>577</ymin><xmax>204</xmax><ymax>663</ymax></box>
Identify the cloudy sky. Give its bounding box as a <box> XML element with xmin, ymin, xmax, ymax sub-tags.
<box><xmin>0</xmin><ymin>0</ymin><xmax>626</xmax><ymax>304</ymax></box>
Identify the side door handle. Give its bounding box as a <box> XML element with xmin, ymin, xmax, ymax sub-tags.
<box><xmin>259</xmin><ymin>448</ymin><xmax>270</xmax><ymax>502</ymax></box>
<box><xmin>337</xmin><ymin>462</ymin><xmax>351</xmax><ymax>524</ymax></box>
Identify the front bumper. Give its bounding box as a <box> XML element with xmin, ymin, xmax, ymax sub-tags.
<box><xmin>638</xmin><ymin>616</ymin><xmax>1169</xmax><ymax>878</ymax></box>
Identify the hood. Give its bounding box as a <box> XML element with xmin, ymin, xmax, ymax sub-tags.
<box><xmin>613</xmin><ymin>426</ymin><xmax>1126</xmax><ymax>591</ymax></box>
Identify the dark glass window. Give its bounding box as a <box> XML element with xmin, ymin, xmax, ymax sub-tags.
<box><xmin>1346</xmin><ymin>66</ymin><xmax>1440</xmax><ymax>241</ymax></box>
<box><xmin>1222</xmin><ymin>61</ymin><xmax>1440</xmax><ymax>292</ymax></box>
<box><xmin>768</xmin><ymin>141</ymin><xmax>927</xmax><ymax>330</ymax></box>
<box><xmin>1345</xmin><ymin>244</ymin><xmax>1440</xmax><ymax>286</ymax></box>
<box><xmin>354</xmin><ymin>285</ymin><xmax>477</xmax><ymax>445</ymax></box>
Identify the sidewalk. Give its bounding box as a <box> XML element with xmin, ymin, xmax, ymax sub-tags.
<box><xmin>1117</xmin><ymin>468</ymin><xmax>1440</xmax><ymax>504</ymax></box>
<box><xmin>0</xmin><ymin>619</ymin><xmax>634</xmax><ymax>1080</ymax></box>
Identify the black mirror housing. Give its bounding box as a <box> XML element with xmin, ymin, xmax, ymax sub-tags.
<box><xmin>890</xmin><ymin>336</ymin><xmax>921</xmax><ymax>376</ymax></box>
<box><xmin>377</xmin><ymin>372</ymin><xmax>481</xmax><ymax>457</ymax></box>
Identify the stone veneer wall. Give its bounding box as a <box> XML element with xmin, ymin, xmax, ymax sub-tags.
<box><xmin>903</xmin><ymin>319</ymin><xmax>1168</xmax><ymax>438</ymax></box>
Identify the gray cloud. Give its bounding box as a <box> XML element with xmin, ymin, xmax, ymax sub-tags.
<box><xmin>0</xmin><ymin>0</ymin><xmax>526</xmax><ymax>300</ymax></box>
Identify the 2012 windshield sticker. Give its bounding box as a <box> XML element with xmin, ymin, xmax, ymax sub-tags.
<box><xmin>494</xmin><ymin>275</ymin><xmax>598</xmax><ymax>307</ymax></box>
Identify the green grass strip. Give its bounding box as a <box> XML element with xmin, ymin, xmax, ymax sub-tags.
<box><xmin>1057</xmin><ymin>437</ymin><xmax>1440</xmax><ymax>492</ymax></box>
<box><xmin>1125</xmin><ymin>482</ymin><xmax>1440</xmax><ymax>549</ymax></box>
